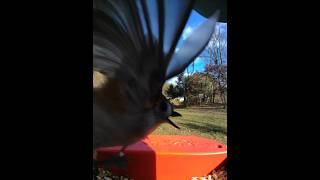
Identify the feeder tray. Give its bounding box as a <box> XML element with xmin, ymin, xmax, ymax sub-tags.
<box><xmin>96</xmin><ymin>135</ymin><xmax>227</xmax><ymax>180</ymax></box>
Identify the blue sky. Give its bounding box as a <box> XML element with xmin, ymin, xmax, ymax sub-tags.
<box><xmin>167</xmin><ymin>10</ymin><xmax>227</xmax><ymax>84</ymax></box>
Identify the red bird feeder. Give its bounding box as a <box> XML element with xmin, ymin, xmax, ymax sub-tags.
<box><xmin>96</xmin><ymin>135</ymin><xmax>227</xmax><ymax>180</ymax></box>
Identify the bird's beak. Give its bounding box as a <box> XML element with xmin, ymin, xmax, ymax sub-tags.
<box><xmin>166</xmin><ymin>118</ymin><xmax>180</xmax><ymax>129</ymax></box>
<box><xmin>171</xmin><ymin>111</ymin><xmax>182</xmax><ymax>117</ymax></box>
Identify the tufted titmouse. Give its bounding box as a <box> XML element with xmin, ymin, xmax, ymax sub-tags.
<box><xmin>93</xmin><ymin>0</ymin><xmax>218</xmax><ymax>160</ymax></box>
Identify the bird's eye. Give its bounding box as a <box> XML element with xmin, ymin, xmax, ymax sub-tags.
<box><xmin>160</xmin><ymin>101</ymin><xmax>167</xmax><ymax>112</ymax></box>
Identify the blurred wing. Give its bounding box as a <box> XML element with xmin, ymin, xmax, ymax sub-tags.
<box><xmin>165</xmin><ymin>11</ymin><xmax>219</xmax><ymax>79</ymax></box>
<box><xmin>93</xmin><ymin>0</ymin><xmax>218</xmax><ymax>90</ymax></box>
<box><xmin>93</xmin><ymin>0</ymin><xmax>145</xmax><ymax>78</ymax></box>
<box><xmin>93</xmin><ymin>0</ymin><xmax>195</xmax><ymax>94</ymax></box>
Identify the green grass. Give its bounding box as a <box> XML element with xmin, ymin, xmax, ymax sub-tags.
<box><xmin>152</xmin><ymin>107</ymin><xmax>227</xmax><ymax>144</ymax></box>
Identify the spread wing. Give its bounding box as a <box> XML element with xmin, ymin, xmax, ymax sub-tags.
<box><xmin>93</xmin><ymin>0</ymin><xmax>218</xmax><ymax>99</ymax></box>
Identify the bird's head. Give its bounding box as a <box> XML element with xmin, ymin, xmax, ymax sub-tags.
<box><xmin>152</xmin><ymin>95</ymin><xmax>181</xmax><ymax>129</ymax></box>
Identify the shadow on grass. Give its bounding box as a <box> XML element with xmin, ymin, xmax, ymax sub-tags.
<box><xmin>180</xmin><ymin>122</ymin><xmax>227</xmax><ymax>135</ymax></box>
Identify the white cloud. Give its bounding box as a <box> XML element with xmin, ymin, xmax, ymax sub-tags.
<box><xmin>166</xmin><ymin>77</ymin><xmax>178</xmax><ymax>85</ymax></box>
<box><xmin>184</xmin><ymin>70</ymin><xmax>192</xmax><ymax>76</ymax></box>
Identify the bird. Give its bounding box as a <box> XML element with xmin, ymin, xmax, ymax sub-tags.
<box><xmin>93</xmin><ymin>0</ymin><xmax>219</xmax><ymax>168</ymax></box>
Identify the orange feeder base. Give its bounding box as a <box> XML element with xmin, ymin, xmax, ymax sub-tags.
<box><xmin>96</xmin><ymin>135</ymin><xmax>227</xmax><ymax>180</ymax></box>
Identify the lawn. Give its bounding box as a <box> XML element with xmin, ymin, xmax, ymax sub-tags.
<box><xmin>151</xmin><ymin>107</ymin><xmax>227</xmax><ymax>144</ymax></box>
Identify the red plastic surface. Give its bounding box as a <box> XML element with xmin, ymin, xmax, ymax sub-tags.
<box><xmin>96</xmin><ymin>135</ymin><xmax>227</xmax><ymax>180</ymax></box>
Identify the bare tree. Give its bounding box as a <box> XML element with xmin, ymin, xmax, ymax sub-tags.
<box><xmin>201</xmin><ymin>26</ymin><xmax>227</xmax><ymax>108</ymax></box>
